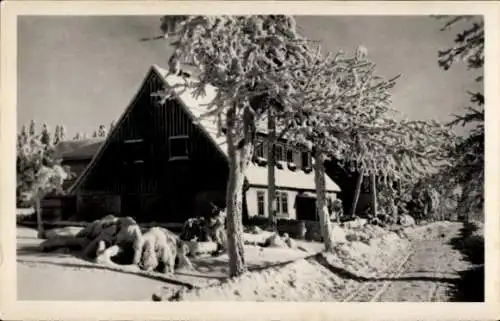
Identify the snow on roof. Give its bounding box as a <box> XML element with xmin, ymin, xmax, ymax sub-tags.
<box><xmin>246</xmin><ymin>163</ymin><xmax>340</xmax><ymax>192</ymax></box>
<box><xmin>54</xmin><ymin>138</ymin><xmax>105</xmax><ymax>160</ymax></box>
<box><xmin>153</xmin><ymin>65</ymin><xmax>229</xmax><ymax>156</ymax></box>
<box><xmin>152</xmin><ymin>65</ymin><xmax>340</xmax><ymax>193</ymax></box>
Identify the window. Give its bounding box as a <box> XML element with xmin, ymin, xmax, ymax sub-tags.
<box><xmin>257</xmin><ymin>191</ymin><xmax>265</xmax><ymax>216</ymax></box>
<box><xmin>255</xmin><ymin>140</ymin><xmax>265</xmax><ymax>158</ymax></box>
<box><xmin>286</xmin><ymin>149</ymin><xmax>294</xmax><ymax>163</ymax></box>
<box><xmin>122</xmin><ymin>139</ymin><xmax>145</xmax><ymax>164</ymax></box>
<box><xmin>169</xmin><ymin>136</ymin><xmax>189</xmax><ymax>160</ymax></box>
<box><xmin>301</xmin><ymin>152</ymin><xmax>312</xmax><ymax>169</ymax></box>
<box><xmin>277</xmin><ymin>191</ymin><xmax>288</xmax><ymax>215</ymax></box>
<box><xmin>275</xmin><ymin>144</ymin><xmax>285</xmax><ymax>162</ymax></box>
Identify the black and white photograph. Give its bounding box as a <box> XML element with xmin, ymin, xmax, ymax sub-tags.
<box><xmin>1</xmin><ymin>1</ymin><xmax>499</xmax><ymax>319</ymax></box>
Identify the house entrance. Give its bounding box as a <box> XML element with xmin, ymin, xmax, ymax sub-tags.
<box><xmin>295</xmin><ymin>192</ymin><xmax>317</xmax><ymax>221</ymax></box>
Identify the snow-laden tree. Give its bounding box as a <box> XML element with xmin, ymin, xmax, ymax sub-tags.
<box><xmin>283</xmin><ymin>44</ymin><xmax>454</xmax><ymax>234</ymax></box>
<box><xmin>158</xmin><ymin>15</ymin><xmax>324</xmax><ymax>276</ymax></box>
<box><xmin>17</xmin><ymin>125</ymin><xmax>73</xmax><ymax>238</ymax></box>
<box><xmin>59</xmin><ymin>125</ymin><xmax>67</xmax><ymax>141</ymax></box>
<box><xmin>284</xmin><ymin>46</ymin><xmax>402</xmax><ymax>249</ymax></box>
<box><xmin>53</xmin><ymin>125</ymin><xmax>67</xmax><ymax>145</ymax></box>
<box><xmin>352</xmin><ymin>118</ymin><xmax>455</xmax><ymax>222</ymax></box>
<box><xmin>40</xmin><ymin>123</ymin><xmax>52</xmax><ymax>146</ymax></box>
<box><xmin>28</xmin><ymin>119</ymin><xmax>37</xmax><ymax>137</ymax></box>
<box><xmin>434</xmin><ymin>15</ymin><xmax>484</xmax><ymax>221</ymax></box>
<box><xmin>53</xmin><ymin>125</ymin><xmax>62</xmax><ymax>145</ymax></box>
<box><xmin>17</xmin><ymin>125</ymin><xmax>29</xmax><ymax>150</ymax></box>
<box><xmin>97</xmin><ymin>124</ymin><xmax>108</xmax><ymax>138</ymax></box>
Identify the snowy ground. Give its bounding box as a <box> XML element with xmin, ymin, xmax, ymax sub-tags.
<box><xmin>170</xmin><ymin>222</ymin><xmax>475</xmax><ymax>302</ymax></box>
<box><xmin>17</xmin><ymin>227</ymin><xmax>323</xmax><ymax>301</ymax></box>
<box><xmin>16</xmin><ymin>221</ymin><xmax>477</xmax><ymax>302</ymax></box>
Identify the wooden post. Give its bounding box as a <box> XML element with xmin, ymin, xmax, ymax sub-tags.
<box><xmin>351</xmin><ymin>169</ymin><xmax>365</xmax><ymax>217</ymax></box>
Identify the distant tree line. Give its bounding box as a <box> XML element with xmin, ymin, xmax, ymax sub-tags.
<box><xmin>74</xmin><ymin>121</ymin><xmax>116</xmax><ymax>140</ymax></box>
<box><xmin>18</xmin><ymin>120</ymin><xmax>117</xmax><ymax>143</ymax></box>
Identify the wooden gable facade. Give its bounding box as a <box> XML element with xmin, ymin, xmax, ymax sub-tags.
<box><xmin>70</xmin><ymin>67</ymin><xmax>228</xmax><ymax>222</ymax></box>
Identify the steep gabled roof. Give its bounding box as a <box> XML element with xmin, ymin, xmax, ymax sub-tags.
<box><xmin>69</xmin><ymin>65</ymin><xmax>340</xmax><ymax>194</ymax></box>
<box><xmin>68</xmin><ymin>66</ymin><xmax>156</xmax><ymax>194</ymax></box>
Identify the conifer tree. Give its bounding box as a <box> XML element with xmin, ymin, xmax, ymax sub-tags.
<box><xmin>40</xmin><ymin>123</ymin><xmax>52</xmax><ymax>146</ymax></box>
<box><xmin>73</xmin><ymin>132</ymin><xmax>83</xmax><ymax>140</ymax></box>
<box><xmin>97</xmin><ymin>124</ymin><xmax>107</xmax><ymax>137</ymax></box>
<box><xmin>434</xmin><ymin>15</ymin><xmax>484</xmax><ymax>220</ymax></box>
<box><xmin>53</xmin><ymin>125</ymin><xmax>61</xmax><ymax>145</ymax></box>
<box><xmin>17</xmin><ymin>125</ymin><xmax>29</xmax><ymax>150</ymax></box>
<box><xmin>28</xmin><ymin>119</ymin><xmax>37</xmax><ymax>137</ymax></box>
<box><xmin>59</xmin><ymin>125</ymin><xmax>66</xmax><ymax>141</ymax></box>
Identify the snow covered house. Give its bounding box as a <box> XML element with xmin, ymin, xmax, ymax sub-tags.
<box><xmin>45</xmin><ymin>65</ymin><xmax>344</xmax><ymax>223</ymax></box>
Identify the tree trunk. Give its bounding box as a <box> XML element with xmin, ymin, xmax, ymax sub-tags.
<box><xmin>225</xmin><ymin>105</ymin><xmax>254</xmax><ymax>277</ymax></box>
<box><xmin>351</xmin><ymin>169</ymin><xmax>365</xmax><ymax>217</ymax></box>
<box><xmin>390</xmin><ymin>197</ymin><xmax>398</xmax><ymax>223</ymax></box>
<box><xmin>336</xmin><ymin>202</ymin><xmax>341</xmax><ymax>224</ymax></box>
<box><xmin>314</xmin><ymin>149</ymin><xmax>333</xmax><ymax>251</ymax></box>
<box><xmin>370</xmin><ymin>172</ymin><xmax>378</xmax><ymax>219</ymax></box>
<box><xmin>459</xmin><ymin>184</ymin><xmax>470</xmax><ymax>222</ymax></box>
<box><xmin>267</xmin><ymin>108</ymin><xmax>277</xmax><ymax>231</ymax></box>
<box><xmin>35</xmin><ymin>193</ymin><xmax>44</xmax><ymax>239</ymax></box>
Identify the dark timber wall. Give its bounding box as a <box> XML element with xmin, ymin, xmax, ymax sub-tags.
<box><xmin>76</xmin><ymin>70</ymin><xmax>228</xmax><ymax>222</ymax></box>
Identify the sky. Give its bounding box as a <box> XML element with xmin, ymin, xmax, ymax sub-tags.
<box><xmin>18</xmin><ymin>15</ymin><xmax>482</xmax><ymax>138</ymax></box>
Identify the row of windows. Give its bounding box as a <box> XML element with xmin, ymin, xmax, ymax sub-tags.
<box><xmin>255</xmin><ymin>141</ymin><xmax>312</xmax><ymax>168</ymax></box>
<box><xmin>122</xmin><ymin>136</ymin><xmax>313</xmax><ymax>167</ymax></box>
<box><xmin>256</xmin><ymin>190</ymin><xmax>289</xmax><ymax>217</ymax></box>
<box><xmin>121</xmin><ymin>136</ymin><xmax>190</xmax><ymax>164</ymax></box>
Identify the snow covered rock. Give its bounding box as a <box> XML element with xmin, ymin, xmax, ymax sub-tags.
<box><xmin>44</xmin><ymin>226</ymin><xmax>84</xmax><ymax>239</ymax></box>
<box><xmin>264</xmin><ymin>233</ymin><xmax>287</xmax><ymax>248</ymax></box>
<box><xmin>282</xmin><ymin>233</ymin><xmax>298</xmax><ymax>249</ymax></box>
<box><xmin>187</xmin><ymin>241</ymin><xmax>218</xmax><ymax>256</ymax></box>
<box><xmin>345</xmin><ymin>233</ymin><xmax>358</xmax><ymax>242</ymax></box>
<box><xmin>399</xmin><ymin>214</ymin><xmax>416</xmax><ymax>227</ymax></box>
<box><xmin>344</xmin><ymin>218</ymin><xmax>368</xmax><ymax>229</ymax></box>
<box><xmin>244</xmin><ymin>230</ymin><xmax>273</xmax><ymax>245</ymax></box>
<box><xmin>249</xmin><ymin>225</ymin><xmax>263</xmax><ymax>235</ymax></box>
